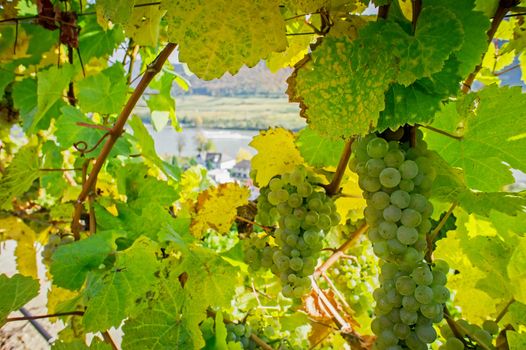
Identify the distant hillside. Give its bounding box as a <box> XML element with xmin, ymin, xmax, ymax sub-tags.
<box><xmin>172</xmin><ymin>62</ymin><xmax>292</xmax><ymax>97</ymax></box>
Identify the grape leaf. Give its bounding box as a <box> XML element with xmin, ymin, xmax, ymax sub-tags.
<box><xmin>161</xmin><ymin>0</ymin><xmax>287</xmax><ymax>80</ymax></box>
<box><xmin>0</xmin><ymin>143</ymin><xmax>40</xmax><ymax>209</ymax></box>
<box><xmin>0</xmin><ymin>274</ymin><xmax>39</xmax><ymax>326</ymax></box>
<box><xmin>430</xmin><ymin>151</ymin><xmax>526</xmax><ymax>216</ymax></box>
<box><xmin>507</xmin><ymin>237</ymin><xmax>526</xmax><ymax>304</ymax></box>
<box><xmin>434</xmin><ymin>209</ymin><xmax>524</xmax><ymax>321</ymax></box>
<box><xmin>77</xmin><ymin>64</ymin><xmax>127</xmax><ymax>114</ymax></box>
<box><xmin>122</xmin><ymin>269</ymin><xmax>206</xmax><ymax>350</ymax></box>
<box><xmin>11</xmin><ymin>77</ymin><xmax>37</xmax><ymax>131</ymax></box>
<box><xmin>82</xmin><ymin>237</ymin><xmax>161</xmax><ymax>332</ymax></box>
<box><xmin>295</xmin><ymin>126</ymin><xmax>345</xmax><ymax>168</ymax></box>
<box><xmin>427</xmin><ymin>86</ymin><xmax>526</xmax><ymax>191</ymax></box>
<box><xmin>144</xmin><ymin>72</ymin><xmax>178</xmax><ymax>131</ymax></box>
<box><xmin>124</xmin><ymin>0</ymin><xmax>166</xmax><ymax>46</ymax></box>
<box><xmin>378</xmin><ymin>58</ymin><xmax>461</xmax><ymax>131</ymax></box>
<box><xmin>96</xmin><ymin>0</ymin><xmax>135</xmax><ymax>25</ymax></box>
<box><xmin>426</xmin><ymin>0</ymin><xmax>490</xmax><ymax>77</ymax></box>
<box><xmin>394</xmin><ymin>6</ymin><xmax>463</xmax><ymax>86</ymax></box>
<box><xmin>0</xmin><ymin>217</ymin><xmax>37</xmax><ymax>278</ymax></box>
<box><xmin>78</xmin><ymin>17</ymin><xmax>125</xmax><ymax>62</ymax></box>
<box><xmin>249</xmin><ymin>127</ymin><xmax>304</xmax><ymax>186</ymax></box>
<box><xmin>114</xmin><ymin>163</ymin><xmax>179</xmax><ymax>207</ymax></box>
<box><xmin>50</xmin><ymin>231</ymin><xmax>120</xmax><ymax>290</ymax></box>
<box><xmin>30</xmin><ymin>64</ymin><xmax>75</xmax><ymax>133</ymax></box>
<box><xmin>289</xmin><ymin>30</ymin><xmax>397</xmax><ymax>138</ymax></box>
<box><xmin>52</xmin><ymin>338</ymin><xmax>111</xmax><ymax>350</ymax></box>
<box><xmin>128</xmin><ymin>115</ymin><xmax>181</xmax><ymax>179</ymax></box>
<box><xmin>190</xmin><ymin>183</ymin><xmax>249</xmax><ymax>238</ymax></box>
<box><xmin>266</xmin><ymin>19</ymin><xmax>315</xmax><ymax>73</ymax></box>
<box><xmin>508</xmin><ymin>331</ymin><xmax>526</xmax><ymax>350</ymax></box>
<box><xmin>173</xmin><ymin>246</ymin><xmax>240</xmax><ymax>309</ymax></box>
<box><xmin>54</xmin><ymin>105</ymin><xmax>132</xmax><ymax>158</ymax></box>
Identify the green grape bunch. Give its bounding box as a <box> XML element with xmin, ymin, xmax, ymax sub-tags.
<box><xmin>226</xmin><ymin>322</ymin><xmax>257</xmax><ymax>349</ymax></box>
<box><xmin>350</xmin><ymin>130</ymin><xmax>451</xmax><ymax>350</ymax></box>
<box><xmin>246</xmin><ymin>165</ymin><xmax>339</xmax><ymax>298</ymax></box>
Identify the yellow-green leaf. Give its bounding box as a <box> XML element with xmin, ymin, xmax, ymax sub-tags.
<box><xmin>190</xmin><ymin>183</ymin><xmax>249</xmax><ymax>237</ymax></box>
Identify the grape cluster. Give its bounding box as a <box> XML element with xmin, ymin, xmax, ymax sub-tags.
<box><xmin>351</xmin><ymin>131</ymin><xmax>451</xmax><ymax>349</ymax></box>
<box><xmin>439</xmin><ymin>319</ymin><xmax>498</xmax><ymax>350</ymax></box>
<box><xmin>41</xmin><ymin>233</ymin><xmax>74</xmax><ymax>264</ymax></box>
<box><xmin>248</xmin><ymin>165</ymin><xmax>339</xmax><ymax>298</ymax></box>
<box><xmin>226</xmin><ymin>322</ymin><xmax>256</xmax><ymax>349</ymax></box>
<box><xmin>328</xmin><ymin>237</ymin><xmax>378</xmax><ymax>317</ymax></box>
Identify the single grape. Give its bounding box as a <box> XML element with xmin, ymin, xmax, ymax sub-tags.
<box><xmin>411</xmin><ymin>265</ymin><xmax>433</xmax><ymax>285</ymax></box>
<box><xmin>367</xmin><ymin>137</ymin><xmax>389</xmax><ymax>158</ymax></box>
<box><xmin>414</xmin><ymin>285</ymin><xmax>433</xmax><ymax>304</ymax></box>
<box><xmin>360</xmin><ymin>176</ymin><xmax>382</xmax><ymax>192</ymax></box>
<box><xmin>379</xmin><ymin>221</ymin><xmax>398</xmax><ymax>239</ymax></box>
<box><xmin>396</xmin><ymin>226</ymin><xmax>418</xmax><ymax>245</ymax></box>
<box><xmin>444</xmin><ymin>337</ymin><xmax>464</xmax><ymax>350</ymax></box>
<box><xmin>396</xmin><ymin>276</ymin><xmax>416</xmax><ymax>296</ymax></box>
<box><xmin>399</xmin><ymin>160</ymin><xmax>419</xmax><ymax>179</ymax></box>
<box><xmin>399</xmin><ymin>179</ymin><xmax>415</xmax><ymax>192</ymax></box>
<box><xmin>383</xmin><ymin>205</ymin><xmax>402</xmax><ymax>223</ymax></box>
<box><xmin>366</xmin><ymin>158</ymin><xmax>387</xmax><ymax>177</ymax></box>
<box><xmin>379</xmin><ymin>168</ymin><xmax>402</xmax><ymax>188</ymax></box>
<box><xmin>269</xmin><ymin>177</ymin><xmax>283</xmax><ymax>191</ymax></box>
<box><xmin>402</xmin><ymin>295</ymin><xmax>420</xmax><ymax>312</ymax></box>
<box><xmin>384</xmin><ymin>149</ymin><xmax>405</xmax><ymax>167</ymax></box>
<box><xmin>432</xmin><ymin>285</ymin><xmax>450</xmax><ymax>303</ymax></box>
<box><xmin>482</xmin><ymin>320</ymin><xmax>499</xmax><ymax>335</ymax></box>
<box><xmin>415</xmin><ymin>324</ymin><xmax>437</xmax><ymax>343</ymax></box>
<box><xmin>371</xmin><ymin>191</ymin><xmax>391</xmax><ymax>210</ymax></box>
<box><xmin>401</xmin><ymin>209</ymin><xmax>422</xmax><ymax>228</ymax></box>
<box><xmin>391</xmin><ymin>190</ymin><xmax>410</xmax><ymax>209</ymax></box>
<box><xmin>399</xmin><ymin>308</ymin><xmax>418</xmax><ymax>325</ymax></box>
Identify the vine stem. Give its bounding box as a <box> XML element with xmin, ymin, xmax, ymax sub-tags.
<box><xmin>314</xmin><ymin>222</ymin><xmax>368</xmax><ymax>278</ymax></box>
<box><xmin>495</xmin><ymin>298</ymin><xmax>515</xmax><ymax>323</ymax></box>
<box><xmin>416</xmin><ymin>124</ymin><xmax>463</xmax><ymax>141</ymax></box>
<box><xmin>322</xmin><ymin>138</ymin><xmax>354</xmax><ymax>196</ymax></box>
<box><xmin>462</xmin><ymin>0</ymin><xmax>519</xmax><ymax>93</ymax></box>
<box><xmin>71</xmin><ymin>43</ymin><xmax>177</xmax><ymax>238</ymax></box>
<box><xmin>426</xmin><ymin>202</ymin><xmax>457</xmax><ymax>262</ymax></box>
<box><xmin>310</xmin><ymin>276</ymin><xmax>353</xmax><ymax>333</ymax></box>
<box><xmin>6</xmin><ymin>311</ymin><xmax>85</xmax><ymax>322</ymax></box>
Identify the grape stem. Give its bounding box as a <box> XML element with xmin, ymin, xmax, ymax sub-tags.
<box><xmin>425</xmin><ymin>202</ymin><xmax>457</xmax><ymax>262</ymax></box>
<box><xmin>235</xmin><ymin>215</ymin><xmax>275</xmax><ymax>233</ymax></box>
<box><xmin>462</xmin><ymin>0</ymin><xmax>519</xmax><ymax>93</ymax></box>
<box><xmin>322</xmin><ymin>138</ymin><xmax>355</xmax><ymax>196</ymax></box>
<box><xmin>495</xmin><ymin>298</ymin><xmax>515</xmax><ymax>323</ymax></box>
<box><xmin>416</xmin><ymin>124</ymin><xmax>463</xmax><ymax>141</ymax></box>
<box><xmin>6</xmin><ymin>311</ymin><xmax>85</xmax><ymax>322</ymax></box>
<box><xmin>70</xmin><ymin>43</ymin><xmax>177</xmax><ymax>238</ymax></box>
<box><xmin>314</xmin><ymin>222</ymin><xmax>368</xmax><ymax>278</ymax></box>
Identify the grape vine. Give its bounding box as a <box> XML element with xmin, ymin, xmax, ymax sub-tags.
<box><xmin>0</xmin><ymin>0</ymin><xmax>526</xmax><ymax>349</ymax></box>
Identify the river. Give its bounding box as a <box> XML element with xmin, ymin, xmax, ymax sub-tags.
<box><xmin>146</xmin><ymin>125</ymin><xmax>259</xmax><ymax>160</ymax></box>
